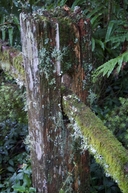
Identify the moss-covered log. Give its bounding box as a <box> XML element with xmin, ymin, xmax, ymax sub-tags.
<box><xmin>63</xmin><ymin>94</ymin><xmax>128</xmax><ymax>193</ymax></box>
<box><xmin>0</xmin><ymin>39</ymin><xmax>25</xmax><ymax>86</ymax></box>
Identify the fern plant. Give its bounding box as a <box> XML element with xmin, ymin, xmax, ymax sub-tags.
<box><xmin>93</xmin><ymin>51</ymin><xmax>128</xmax><ymax>81</ymax></box>
<box><xmin>81</xmin><ymin>0</ymin><xmax>128</xmax><ymax>80</ymax></box>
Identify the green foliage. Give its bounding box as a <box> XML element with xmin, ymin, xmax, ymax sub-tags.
<box><xmin>85</xmin><ymin>0</ymin><xmax>128</xmax><ymax>81</ymax></box>
<box><xmin>0</xmin><ymin>121</ymin><xmax>28</xmax><ymax>166</ymax></box>
<box><xmin>93</xmin><ymin>51</ymin><xmax>128</xmax><ymax>81</ymax></box>
<box><xmin>11</xmin><ymin>163</ymin><xmax>36</xmax><ymax>193</ymax></box>
<box><xmin>0</xmin><ymin>73</ymin><xmax>34</xmax><ymax>192</ymax></box>
<box><xmin>90</xmin><ymin>158</ymin><xmax>121</xmax><ymax>193</ymax></box>
<box><xmin>0</xmin><ymin>161</ymin><xmax>36</xmax><ymax>193</ymax></box>
<box><xmin>0</xmin><ymin>81</ymin><xmax>27</xmax><ymax>123</ymax></box>
<box><xmin>0</xmin><ymin>1</ymin><xmax>20</xmax><ymax>46</ymax></box>
<box><xmin>104</xmin><ymin>97</ymin><xmax>128</xmax><ymax>149</ymax></box>
<box><xmin>0</xmin><ymin>118</ymin><xmax>34</xmax><ymax>192</ymax></box>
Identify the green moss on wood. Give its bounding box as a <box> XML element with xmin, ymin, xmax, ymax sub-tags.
<box><xmin>63</xmin><ymin>94</ymin><xmax>128</xmax><ymax>193</ymax></box>
<box><xmin>0</xmin><ymin>40</ymin><xmax>25</xmax><ymax>85</ymax></box>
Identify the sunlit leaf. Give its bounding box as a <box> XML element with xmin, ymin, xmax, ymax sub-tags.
<box><xmin>93</xmin><ymin>51</ymin><xmax>128</xmax><ymax>81</ymax></box>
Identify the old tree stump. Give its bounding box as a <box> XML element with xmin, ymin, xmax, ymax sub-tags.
<box><xmin>20</xmin><ymin>7</ymin><xmax>92</xmax><ymax>193</ymax></box>
<box><xmin>1</xmin><ymin>6</ymin><xmax>128</xmax><ymax>193</ymax></box>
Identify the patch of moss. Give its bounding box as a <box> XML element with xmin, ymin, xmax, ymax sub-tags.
<box><xmin>0</xmin><ymin>44</ymin><xmax>25</xmax><ymax>85</ymax></box>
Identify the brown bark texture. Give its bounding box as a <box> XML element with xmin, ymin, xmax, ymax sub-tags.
<box><xmin>20</xmin><ymin>7</ymin><xmax>91</xmax><ymax>193</ymax></box>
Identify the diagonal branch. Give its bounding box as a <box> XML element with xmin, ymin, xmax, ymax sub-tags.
<box><xmin>63</xmin><ymin>94</ymin><xmax>128</xmax><ymax>193</ymax></box>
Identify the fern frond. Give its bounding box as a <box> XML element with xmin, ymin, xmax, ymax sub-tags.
<box><xmin>105</xmin><ymin>21</ymin><xmax>115</xmax><ymax>42</ymax></box>
<box><xmin>105</xmin><ymin>19</ymin><xmax>128</xmax><ymax>43</ymax></box>
<box><xmin>86</xmin><ymin>5</ymin><xmax>104</xmax><ymax>18</ymax></box>
<box><xmin>109</xmin><ymin>33</ymin><xmax>128</xmax><ymax>44</ymax></box>
<box><xmin>93</xmin><ymin>51</ymin><xmax>128</xmax><ymax>82</ymax></box>
<box><xmin>91</xmin><ymin>13</ymin><xmax>102</xmax><ymax>26</ymax></box>
<box><xmin>91</xmin><ymin>38</ymin><xmax>105</xmax><ymax>51</ymax></box>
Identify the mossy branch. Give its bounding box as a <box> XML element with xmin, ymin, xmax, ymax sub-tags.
<box><xmin>0</xmin><ymin>39</ymin><xmax>25</xmax><ymax>86</ymax></box>
<box><xmin>63</xmin><ymin>94</ymin><xmax>128</xmax><ymax>193</ymax></box>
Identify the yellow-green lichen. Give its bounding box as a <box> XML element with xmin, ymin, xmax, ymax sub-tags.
<box><xmin>63</xmin><ymin>94</ymin><xmax>128</xmax><ymax>193</ymax></box>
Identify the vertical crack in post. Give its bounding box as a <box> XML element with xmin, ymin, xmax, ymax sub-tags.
<box><xmin>55</xmin><ymin>22</ymin><xmax>61</xmax><ymax>76</ymax></box>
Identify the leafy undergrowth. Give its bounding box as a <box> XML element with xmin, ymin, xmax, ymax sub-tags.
<box><xmin>104</xmin><ymin>97</ymin><xmax>128</xmax><ymax>149</ymax></box>
<box><xmin>0</xmin><ymin>75</ymin><xmax>36</xmax><ymax>192</ymax></box>
<box><xmin>0</xmin><ymin>121</ymin><xmax>36</xmax><ymax>193</ymax></box>
<box><xmin>90</xmin><ymin>158</ymin><xmax>121</xmax><ymax>193</ymax></box>
<box><xmin>0</xmin><ymin>74</ymin><xmax>127</xmax><ymax>193</ymax></box>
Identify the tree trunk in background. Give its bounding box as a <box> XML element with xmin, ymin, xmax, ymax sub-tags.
<box><xmin>20</xmin><ymin>7</ymin><xmax>92</xmax><ymax>193</ymax></box>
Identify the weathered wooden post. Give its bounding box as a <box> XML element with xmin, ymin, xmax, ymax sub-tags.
<box><xmin>20</xmin><ymin>7</ymin><xmax>91</xmax><ymax>193</ymax></box>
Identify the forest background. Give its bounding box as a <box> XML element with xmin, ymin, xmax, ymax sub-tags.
<box><xmin>0</xmin><ymin>0</ymin><xmax>128</xmax><ymax>193</ymax></box>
